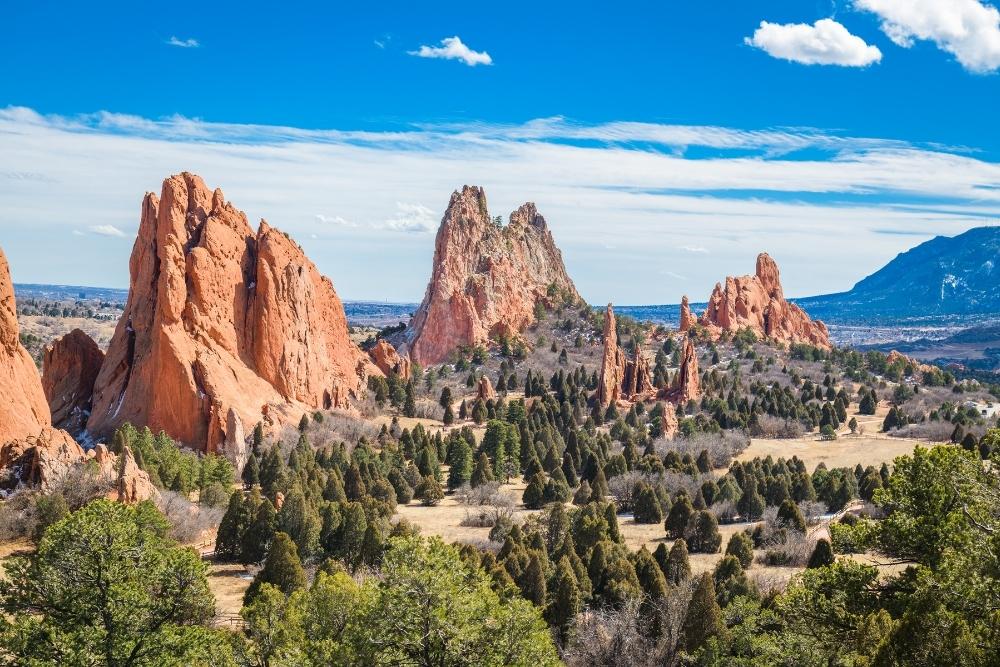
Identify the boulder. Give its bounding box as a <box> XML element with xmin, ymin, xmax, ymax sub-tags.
<box><xmin>697</xmin><ymin>253</ymin><xmax>830</xmax><ymax>349</ymax></box>
<box><xmin>369</xmin><ymin>339</ymin><xmax>411</xmax><ymax>378</ymax></box>
<box><xmin>0</xmin><ymin>246</ymin><xmax>51</xmax><ymax>443</ymax></box>
<box><xmin>89</xmin><ymin>443</ymin><xmax>157</xmax><ymax>503</ymax></box>
<box><xmin>42</xmin><ymin>328</ymin><xmax>104</xmax><ymax>435</ymax></box>
<box><xmin>85</xmin><ymin>173</ymin><xmax>376</xmax><ymax>460</ymax></box>
<box><xmin>404</xmin><ymin>187</ymin><xmax>581</xmax><ymax>365</ymax></box>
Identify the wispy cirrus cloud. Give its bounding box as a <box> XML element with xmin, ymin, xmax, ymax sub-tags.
<box><xmin>409</xmin><ymin>36</ymin><xmax>492</xmax><ymax>66</ymax></box>
<box><xmin>166</xmin><ymin>36</ymin><xmax>199</xmax><ymax>48</ymax></box>
<box><xmin>745</xmin><ymin>18</ymin><xmax>882</xmax><ymax>67</ymax></box>
<box><xmin>854</xmin><ymin>0</ymin><xmax>1000</xmax><ymax>73</ymax></box>
<box><xmin>680</xmin><ymin>245</ymin><xmax>709</xmax><ymax>254</ymax></box>
<box><xmin>1</xmin><ymin>105</ymin><xmax>999</xmax><ymax>302</ymax></box>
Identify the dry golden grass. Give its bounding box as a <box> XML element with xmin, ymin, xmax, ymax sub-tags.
<box><xmin>737</xmin><ymin>403</ymin><xmax>938</xmax><ymax>472</ymax></box>
<box><xmin>207</xmin><ymin>561</ymin><xmax>253</xmax><ymax>618</ymax></box>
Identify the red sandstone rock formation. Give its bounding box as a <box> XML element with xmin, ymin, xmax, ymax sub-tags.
<box><xmin>697</xmin><ymin>253</ymin><xmax>830</xmax><ymax>349</ymax></box>
<box><xmin>86</xmin><ymin>173</ymin><xmax>375</xmax><ymax>458</ymax></box>
<box><xmin>0</xmin><ymin>246</ymin><xmax>51</xmax><ymax>443</ymax></box>
<box><xmin>0</xmin><ymin>427</ymin><xmax>85</xmax><ymax>492</ymax></box>
<box><xmin>679</xmin><ymin>296</ymin><xmax>695</xmax><ymax>333</ymax></box>
<box><xmin>886</xmin><ymin>350</ymin><xmax>936</xmax><ymax>380</ymax></box>
<box><xmin>42</xmin><ymin>329</ymin><xmax>104</xmax><ymax>435</ymax></box>
<box><xmin>90</xmin><ymin>444</ymin><xmax>158</xmax><ymax>503</ymax></box>
<box><xmin>476</xmin><ymin>375</ymin><xmax>498</xmax><ymax>401</ymax></box>
<box><xmin>405</xmin><ymin>186</ymin><xmax>581</xmax><ymax>365</ymax></box>
<box><xmin>667</xmin><ymin>337</ymin><xmax>701</xmax><ymax>405</ymax></box>
<box><xmin>369</xmin><ymin>339</ymin><xmax>411</xmax><ymax>378</ymax></box>
<box><xmin>598</xmin><ymin>304</ymin><xmax>656</xmax><ymax>408</ymax></box>
<box><xmin>659</xmin><ymin>402</ymin><xmax>678</xmax><ymax>439</ymax></box>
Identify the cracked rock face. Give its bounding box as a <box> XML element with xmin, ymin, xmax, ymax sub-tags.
<box><xmin>86</xmin><ymin>173</ymin><xmax>375</xmax><ymax>458</ymax></box>
<box><xmin>405</xmin><ymin>186</ymin><xmax>581</xmax><ymax>365</ymax></box>
<box><xmin>696</xmin><ymin>253</ymin><xmax>830</xmax><ymax>349</ymax></box>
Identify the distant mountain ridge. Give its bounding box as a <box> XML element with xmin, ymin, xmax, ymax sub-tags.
<box><xmin>794</xmin><ymin>226</ymin><xmax>1000</xmax><ymax>323</ymax></box>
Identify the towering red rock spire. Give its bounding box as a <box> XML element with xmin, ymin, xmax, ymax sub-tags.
<box><xmin>85</xmin><ymin>173</ymin><xmax>375</xmax><ymax>456</ymax></box>
<box><xmin>0</xmin><ymin>246</ymin><xmax>51</xmax><ymax>442</ymax></box>
<box><xmin>669</xmin><ymin>337</ymin><xmax>701</xmax><ymax>404</ymax></box>
<box><xmin>405</xmin><ymin>186</ymin><xmax>581</xmax><ymax>365</ymax></box>
<box><xmin>598</xmin><ymin>303</ymin><xmax>656</xmax><ymax>408</ymax></box>
<box><xmin>698</xmin><ymin>252</ymin><xmax>830</xmax><ymax>349</ymax></box>
<box><xmin>679</xmin><ymin>295</ymin><xmax>695</xmax><ymax>332</ymax></box>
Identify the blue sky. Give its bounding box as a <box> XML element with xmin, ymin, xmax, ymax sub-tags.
<box><xmin>2</xmin><ymin>0</ymin><xmax>999</xmax><ymax>303</ymax></box>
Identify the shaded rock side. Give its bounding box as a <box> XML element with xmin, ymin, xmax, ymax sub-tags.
<box><xmin>42</xmin><ymin>328</ymin><xmax>104</xmax><ymax>435</ymax></box>
<box><xmin>698</xmin><ymin>253</ymin><xmax>830</xmax><ymax>349</ymax></box>
<box><xmin>86</xmin><ymin>173</ymin><xmax>375</xmax><ymax>456</ymax></box>
<box><xmin>405</xmin><ymin>186</ymin><xmax>581</xmax><ymax>365</ymax></box>
<box><xmin>0</xmin><ymin>246</ymin><xmax>51</xmax><ymax>443</ymax></box>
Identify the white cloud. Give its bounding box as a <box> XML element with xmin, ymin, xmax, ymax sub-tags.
<box><xmin>315</xmin><ymin>213</ymin><xmax>358</xmax><ymax>227</ymax></box>
<box><xmin>409</xmin><ymin>36</ymin><xmax>492</xmax><ymax>66</ymax></box>
<box><xmin>854</xmin><ymin>0</ymin><xmax>1000</xmax><ymax>72</ymax></box>
<box><xmin>745</xmin><ymin>18</ymin><xmax>883</xmax><ymax>66</ymax></box>
<box><xmin>166</xmin><ymin>36</ymin><xmax>199</xmax><ymax>48</ymax></box>
<box><xmin>381</xmin><ymin>203</ymin><xmax>437</xmax><ymax>233</ymax></box>
<box><xmin>1</xmin><ymin>106</ymin><xmax>999</xmax><ymax>302</ymax></box>
<box><xmin>680</xmin><ymin>245</ymin><xmax>709</xmax><ymax>254</ymax></box>
<box><xmin>88</xmin><ymin>224</ymin><xmax>126</xmax><ymax>237</ymax></box>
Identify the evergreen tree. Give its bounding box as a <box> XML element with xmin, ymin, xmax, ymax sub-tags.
<box><xmin>244</xmin><ymin>532</ymin><xmax>306</xmax><ymax>605</ymax></box>
<box><xmin>633</xmin><ymin>483</ymin><xmax>664</xmax><ymax>524</ymax></box>
<box><xmin>724</xmin><ymin>531</ymin><xmax>754</xmax><ymax>569</ymax></box>
<box><xmin>241</xmin><ymin>454</ymin><xmax>260</xmax><ymax>488</ymax></box>
<box><xmin>447</xmin><ymin>440</ymin><xmax>473</xmax><ymax>489</ymax></box>
<box><xmin>546</xmin><ymin>556</ymin><xmax>580</xmax><ymax>642</ymax></box>
<box><xmin>665</xmin><ymin>538</ymin><xmax>692</xmax><ymax>586</ymax></box>
<box><xmin>415</xmin><ymin>475</ymin><xmax>444</xmax><ymax>506</ymax></box>
<box><xmin>523</xmin><ymin>473</ymin><xmax>546</xmax><ymax>510</ymax></box>
<box><xmin>216</xmin><ymin>490</ymin><xmax>252</xmax><ymax>560</ymax></box>
<box><xmin>403</xmin><ymin>381</ymin><xmax>416</xmax><ymax>418</ymax></box>
<box><xmin>470</xmin><ymin>452</ymin><xmax>494</xmax><ymax>488</ymax></box>
<box><xmin>241</xmin><ymin>498</ymin><xmax>277</xmax><ymax>564</ymax></box>
<box><xmin>633</xmin><ymin>546</ymin><xmax>668</xmax><ymax>599</ymax></box>
<box><xmin>590</xmin><ymin>468</ymin><xmax>609</xmax><ymax>501</ymax></box>
<box><xmin>713</xmin><ymin>554</ymin><xmax>754</xmax><ymax>607</ymax></box>
<box><xmin>737</xmin><ymin>484</ymin><xmax>765</xmax><ymax>521</ymax></box>
<box><xmin>665</xmin><ymin>495</ymin><xmax>694</xmax><ymax>539</ymax></box>
<box><xmin>685</xmin><ymin>510</ymin><xmax>722</xmax><ymax>553</ymax></box>
<box><xmin>681</xmin><ymin>572</ymin><xmax>726</xmax><ymax>652</ymax></box>
<box><xmin>520</xmin><ymin>553</ymin><xmax>547</xmax><ymax>605</ymax></box>
<box><xmin>807</xmin><ymin>538</ymin><xmax>836</xmax><ymax>568</ymax></box>
<box><xmin>777</xmin><ymin>499</ymin><xmax>807</xmax><ymax>533</ymax></box>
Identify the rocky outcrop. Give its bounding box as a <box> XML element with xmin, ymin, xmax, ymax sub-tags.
<box><xmin>659</xmin><ymin>402</ymin><xmax>678</xmax><ymax>439</ymax></box>
<box><xmin>598</xmin><ymin>304</ymin><xmax>656</xmax><ymax>408</ymax></box>
<box><xmin>697</xmin><ymin>253</ymin><xmax>830</xmax><ymax>349</ymax></box>
<box><xmin>0</xmin><ymin>428</ymin><xmax>85</xmax><ymax>492</ymax></box>
<box><xmin>42</xmin><ymin>329</ymin><xmax>104</xmax><ymax>435</ymax></box>
<box><xmin>90</xmin><ymin>444</ymin><xmax>158</xmax><ymax>503</ymax></box>
<box><xmin>476</xmin><ymin>375</ymin><xmax>497</xmax><ymax>401</ymax></box>
<box><xmin>369</xmin><ymin>339</ymin><xmax>411</xmax><ymax>378</ymax></box>
<box><xmin>885</xmin><ymin>350</ymin><xmax>936</xmax><ymax>380</ymax></box>
<box><xmin>679</xmin><ymin>296</ymin><xmax>695</xmax><ymax>333</ymax></box>
<box><xmin>85</xmin><ymin>173</ymin><xmax>375</xmax><ymax>458</ymax></box>
<box><xmin>0</xmin><ymin>246</ymin><xmax>51</xmax><ymax>443</ymax></box>
<box><xmin>404</xmin><ymin>187</ymin><xmax>581</xmax><ymax>365</ymax></box>
<box><xmin>667</xmin><ymin>337</ymin><xmax>701</xmax><ymax>405</ymax></box>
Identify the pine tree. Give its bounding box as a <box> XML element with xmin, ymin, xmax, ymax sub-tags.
<box><xmin>415</xmin><ymin>475</ymin><xmax>444</xmax><ymax>506</ymax></box>
<box><xmin>244</xmin><ymin>532</ymin><xmax>306</xmax><ymax>605</ymax></box>
<box><xmin>443</xmin><ymin>404</ymin><xmax>455</xmax><ymax>426</ymax></box>
<box><xmin>277</xmin><ymin>485</ymin><xmax>321</xmax><ymax>560</ymax></box>
<box><xmin>665</xmin><ymin>538</ymin><xmax>691</xmax><ymax>586</ymax></box>
<box><xmin>604</xmin><ymin>503</ymin><xmax>621</xmax><ymax>543</ymax></box>
<box><xmin>215</xmin><ymin>490</ymin><xmax>253</xmax><ymax>561</ymax></box>
<box><xmin>724</xmin><ymin>531</ymin><xmax>754</xmax><ymax>569</ymax></box>
<box><xmin>447</xmin><ymin>440</ymin><xmax>473</xmax><ymax>490</ymax></box>
<box><xmin>737</xmin><ymin>484</ymin><xmax>765</xmax><ymax>521</ymax></box>
<box><xmin>686</xmin><ymin>510</ymin><xmax>722</xmax><ymax>553</ymax></box>
<box><xmin>546</xmin><ymin>556</ymin><xmax>580</xmax><ymax>642</ymax></box>
<box><xmin>242</xmin><ymin>454</ymin><xmax>260</xmax><ymax>488</ymax></box>
<box><xmin>520</xmin><ymin>553</ymin><xmax>547</xmax><ymax>605</ymax></box>
<box><xmin>523</xmin><ymin>473</ymin><xmax>546</xmax><ymax>510</ymax></box>
<box><xmin>807</xmin><ymin>538</ymin><xmax>836</xmax><ymax>568</ymax></box>
<box><xmin>470</xmin><ymin>452</ymin><xmax>494</xmax><ymax>488</ymax></box>
<box><xmin>681</xmin><ymin>572</ymin><xmax>726</xmax><ymax>652</ymax></box>
<box><xmin>590</xmin><ymin>468</ymin><xmax>609</xmax><ymax>501</ymax></box>
<box><xmin>241</xmin><ymin>498</ymin><xmax>277</xmax><ymax>564</ymax></box>
<box><xmin>403</xmin><ymin>381</ymin><xmax>416</xmax><ymax>418</ymax></box>
<box><xmin>665</xmin><ymin>495</ymin><xmax>694</xmax><ymax>539</ymax></box>
<box><xmin>633</xmin><ymin>546</ymin><xmax>667</xmax><ymax>599</ymax></box>
<box><xmin>573</xmin><ymin>480</ymin><xmax>592</xmax><ymax>505</ymax></box>
<box><xmin>344</xmin><ymin>464</ymin><xmax>367</xmax><ymax>501</ymax></box>
<box><xmin>777</xmin><ymin>499</ymin><xmax>807</xmax><ymax>533</ymax></box>
<box><xmin>633</xmin><ymin>484</ymin><xmax>664</xmax><ymax>524</ymax></box>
